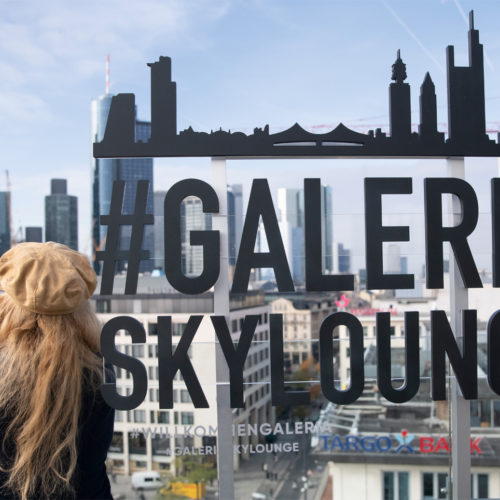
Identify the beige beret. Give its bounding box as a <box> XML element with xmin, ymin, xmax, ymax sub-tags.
<box><xmin>0</xmin><ymin>242</ymin><xmax>96</xmax><ymax>315</ymax></box>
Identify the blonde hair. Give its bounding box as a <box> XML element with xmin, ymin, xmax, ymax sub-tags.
<box><xmin>0</xmin><ymin>294</ymin><xmax>103</xmax><ymax>499</ymax></box>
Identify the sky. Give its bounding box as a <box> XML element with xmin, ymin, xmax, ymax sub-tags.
<box><xmin>2</xmin><ymin>0</ymin><xmax>500</xmax><ymax>274</ymax></box>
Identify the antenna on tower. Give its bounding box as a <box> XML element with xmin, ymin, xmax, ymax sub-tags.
<box><xmin>105</xmin><ymin>55</ymin><xmax>110</xmax><ymax>95</ymax></box>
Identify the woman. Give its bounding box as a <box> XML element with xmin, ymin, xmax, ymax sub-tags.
<box><xmin>0</xmin><ymin>242</ymin><xmax>114</xmax><ymax>499</ymax></box>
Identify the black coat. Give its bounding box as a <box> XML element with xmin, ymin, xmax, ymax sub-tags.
<box><xmin>0</xmin><ymin>382</ymin><xmax>114</xmax><ymax>499</ymax></box>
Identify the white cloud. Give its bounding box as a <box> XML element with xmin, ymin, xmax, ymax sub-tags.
<box><xmin>0</xmin><ymin>0</ymin><xmax>232</xmax><ymax>120</ymax></box>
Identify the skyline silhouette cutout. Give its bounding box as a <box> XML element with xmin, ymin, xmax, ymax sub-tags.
<box><xmin>94</xmin><ymin>10</ymin><xmax>500</xmax><ymax>159</ymax></box>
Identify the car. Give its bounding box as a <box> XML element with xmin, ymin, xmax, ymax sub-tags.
<box><xmin>131</xmin><ymin>471</ymin><xmax>164</xmax><ymax>491</ymax></box>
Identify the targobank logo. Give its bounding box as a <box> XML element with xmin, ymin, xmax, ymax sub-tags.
<box><xmin>394</xmin><ymin>429</ymin><xmax>415</xmax><ymax>453</ymax></box>
<box><xmin>319</xmin><ymin>429</ymin><xmax>481</xmax><ymax>454</ymax></box>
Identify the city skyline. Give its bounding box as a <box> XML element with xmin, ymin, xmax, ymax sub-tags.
<box><xmin>3</xmin><ymin>2</ymin><xmax>500</xmax><ymax>267</ymax></box>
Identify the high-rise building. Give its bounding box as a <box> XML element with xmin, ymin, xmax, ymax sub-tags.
<box><xmin>0</xmin><ymin>192</ymin><xmax>10</xmax><ymax>256</ymax></box>
<box><xmin>180</xmin><ymin>196</ymin><xmax>212</xmax><ymax>277</ymax></box>
<box><xmin>321</xmin><ymin>184</ymin><xmax>334</xmax><ymax>274</ymax></box>
<box><xmin>153</xmin><ymin>191</ymin><xmax>166</xmax><ymax>272</ymax></box>
<box><xmin>333</xmin><ymin>242</ymin><xmax>351</xmax><ymax>274</ymax></box>
<box><xmin>227</xmin><ymin>184</ymin><xmax>243</xmax><ymax>266</ymax></box>
<box><xmin>277</xmin><ymin>188</ymin><xmax>304</xmax><ymax>284</ymax></box>
<box><xmin>25</xmin><ymin>227</ymin><xmax>43</xmax><ymax>243</ymax></box>
<box><xmin>91</xmin><ymin>94</ymin><xmax>154</xmax><ymax>273</ymax></box>
<box><xmin>386</xmin><ymin>243</ymin><xmax>401</xmax><ymax>274</ymax></box>
<box><xmin>45</xmin><ymin>179</ymin><xmax>78</xmax><ymax>250</ymax></box>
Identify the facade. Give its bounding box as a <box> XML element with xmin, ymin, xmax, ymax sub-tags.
<box><xmin>44</xmin><ymin>179</ymin><xmax>78</xmax><ymax>250</ymax></box>
<box><xmin>92</xmin><ymin>279</ymin><xmax>273</xmax><ymax>475</ymax></box>
<box><xmin>0</xmin><ymin>192</ymin><xmax>10</xmax><ymax>256</ymax></box>
<box><xmin>91</xmin><ymin>95</ymin><xmax>154</xmax><ymax>273</ymax></box>
<box><xmin>270</xmin><ymin>294</ymin><xmax>337</xmax><ymax>371</ymax></box>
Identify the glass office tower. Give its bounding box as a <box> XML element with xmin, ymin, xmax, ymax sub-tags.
<box><xmin>91</xmin><ymin>95</ymin><xmax>154</xmax><ymax>274</ymax></box>
<box><xmin>45</xmin><ymin>179</ymin><xmax>78</xmax><ymax>250</ymax></box>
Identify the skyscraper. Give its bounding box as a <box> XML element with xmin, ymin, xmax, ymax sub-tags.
<box><xmin>25</xmin><ymin>227</ymin><xmax>43</xmax><ymax>243</ymax></box>
<box><xmin>277</xmin><ymin>188</ymin><xmax>304</xmax><ymax>284</ymax></box>
<box><xmin>180</xmin><ymin>196</ymin><xmax>212</xmax><ymax>277</ymax></box>
<box><xmin>0</xmin><ymin>192</ymin><xmax>10</xmax><ymax>256</ymax></box>
<box><xmin>153</xmin><ymin>191</ymin><xmax>166</xmax><ymax>271</ymax></box>
<box><xmin>45</xmin><ymin>179</ymin><xmax>78</xmax><ymax>250</ymax></box>
<box><xmin>91</xmin><ymin>93</ymin><xmax>154</xmax><ymax>273</ymax></box>
<box><xmin>321</xmin><ymin>184</ymin><xmax>334</xmax><ymax>274</ymax></box>
<box><xmin>227</xmin><ymin>184</ymin><xmax>243</xmax><ymax>266</ymax></box>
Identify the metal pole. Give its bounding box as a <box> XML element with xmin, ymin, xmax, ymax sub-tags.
<box><xmin>211</xmin><ymin>157</ymin><xmax>235</xmax><ymax>499</ymax></box>
<box><xmin>447</xmin><ymin>157</ymin><xmax>470</xmax><ymax>500</ymax></box>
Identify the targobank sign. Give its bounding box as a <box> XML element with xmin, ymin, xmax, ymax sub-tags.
<box><xmin>319</xmin><ymin>430</ymin><xmax>483</xmax><ymax>454</ymax></box>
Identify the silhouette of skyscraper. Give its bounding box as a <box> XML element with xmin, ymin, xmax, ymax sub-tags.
<box><xmin>419</xmin><ymin>72</ymin><xmax>444</xmax><ymax>143</ymax></box>
<box><xmin>147</xmin><ymin>56</ymin><xmax>177</xmax><ymax>143</ymax></box>
<box><xmin>91</xmin><ymin>94</ymin><xmax>154</xmax><ymax>273</ymax></box>
<box><xmin>45</xmin><ymin>179</ymin><xmax>78</xmax><ymax>250</ymax></box>
<box><xmin>0</xmin><ymin>193</ymin><xmax>10</xmax><ymax>256</ymax></box>
<box><xmin>447</xmin><ymin>11</ymin><xmax>488</xmax><ymax>146</ymax></box>
<box><xmin>389</xmin><ymin>50</ymin><xmax>412</xmax><ymax>142</ymax></box>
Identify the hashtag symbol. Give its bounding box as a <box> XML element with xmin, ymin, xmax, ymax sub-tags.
<box><xmin>96</xmin><ymin>180</ymin><xmax>154</xmax><ymax>295</ymax></box>
<box><xmin>130</xmin><ymin>429</ymin><xmax>140</xmax><ymax>438</ymax></box>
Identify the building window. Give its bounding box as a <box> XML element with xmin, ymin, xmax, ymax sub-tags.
<box><xmin>133</xmin><ymin>410</ymin><xmax>146</xmax><ymax>423</ymax></box>
<box><xmin>152</xmin><ymin>436</ymin><xmax>170</xmax><ymax>456</ymax></box>
<box><xmin>181</xmin><ymin>412</ymin><xmax>194</xmax><ymax>425</ymax></box>
<box><xmin>132</xmin><ymin>345</ymin><xmax>144</xmax><ymax>358</ymax></box>
<box><xmin>383</xmin><ymin>471</ymin><xmax>409</xmax><ymax>500</ymax></box>
<box><xmin>148</xmin><ymin>323</ymin><xmax>158</xmax><ymax>336</ymax></box>
<box><xmin>173</xmin><ymin>323</ymin><xmax>186</xmax><ymax>336</ymax></box>
<box><xmin>128</xmin><ymin>434</ymin><xmax>146</xmax><ymax>455</ymax></box>
<box><xmin>109</xmin><ymin>432</ymin><xmax>124</xmax><ymax>453</ymax></box>
<box><xmin>471</xmin><ymin>473</ymin><xmax>489</xmax><ymax>499</ymax></box>
<box><xmin>96</xmin><ymin>299</ymin><xmax>110</xmax><ymax>313</ymax></box>
<box><xmin>149</xmin><ymin>388</ymin><xmax>157</xmax><ymax>402</ymax></box>
<box><xmin>157</xmin><ymin>411</ymin><xmax>170</xmax><ymax>424</ymax></box>
<box><xmin>422</xmin><ymin>472</ymin><xmax>448</xmax><ymax>499</ymax></box>
<box><xmin>180</xmin><ymin>390</ymin><xmax>191</xmax><ymax>403</ymax></box>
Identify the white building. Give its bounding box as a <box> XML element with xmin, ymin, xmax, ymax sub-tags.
<box><xmin>93</xmin><ymin>277</ymin><xmax>273</xmax><ymax>475</ymax></box>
